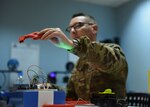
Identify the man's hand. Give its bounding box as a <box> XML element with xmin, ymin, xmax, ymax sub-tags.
<box><xmin>39</xmin><ymin>28</ymin><xmax>73</xmax><ymax>49</ymax></box>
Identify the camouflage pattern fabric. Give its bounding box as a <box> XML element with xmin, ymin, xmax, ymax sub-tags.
<box><xmin>67</xmin><ymin>36</ymin><xmax>128</xmax><ymax>101</ymax></box>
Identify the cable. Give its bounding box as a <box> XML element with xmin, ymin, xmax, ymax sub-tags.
<box><xmin>28</xmin><ymin>65</ymin><xmax>47</xmax><ymax>83</ymax></box>
<box><xmin>76</xmin><ymin>98</ymin><xmax>91</xmax><ymax>105</ymax></box>
<box><xmin>66</xmin><ymin>97</ymin><xmax>92</xmax><ymax>105</ymax></box>
<box><xmin>27</xmin><ymin>69</ymin><xmax>39</xmax><ymax>85</ymax></box>
<box><xmin>26</xmin><ymin>65</ymin><xmax>65</xmax><ymax>90</ymax></box>
<box><xmin>26</xmin><ymin>65</ymin><xmax>47</xmax><ymax>88</ymax></box>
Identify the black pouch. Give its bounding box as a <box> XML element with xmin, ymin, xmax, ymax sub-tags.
<box><xmin>91</xmin><ymin>93</ymin><xmax>117</xmax><ymax>107</ymax></box>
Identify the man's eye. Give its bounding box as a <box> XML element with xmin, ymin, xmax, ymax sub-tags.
<box><xmin>75</xmin><ymin>23</ymin><xmax>84</xmax><ymax>28</ymax></box>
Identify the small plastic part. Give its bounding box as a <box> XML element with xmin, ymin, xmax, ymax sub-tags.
<box><xmin>19</xmin><ymin>32</ymin><xmax>42</xmax><ymax>43</ymax></box>
<box><xmin>98</xmin><ymin>89</ymin><xmax>115</xmax><ymax>94</ymax></box>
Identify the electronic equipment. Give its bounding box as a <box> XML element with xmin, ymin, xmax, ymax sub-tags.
<box><xmin>48</xmin><ymin>71</ymin><xmax>71</xmax><ymax>87</ymax></box>
<box><xmin>7</xmin><ymin>59</ymin><xmax>19</xmax><ymax>71</ymax></box>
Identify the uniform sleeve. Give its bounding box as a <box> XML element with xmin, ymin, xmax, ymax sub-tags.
<box><xmin>66</xmin><ymin>74</ymin><xmax>78</xmax><ymax>100</ymax></box>
<box><xmin>70</xmin><ymin>36</ymin><xmax>128</xmax><ymax>73</ymax></box>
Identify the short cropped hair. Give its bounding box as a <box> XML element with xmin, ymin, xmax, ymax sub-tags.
<box><xmin>71</xmin><ymin>12</ymin><xmax>96</xmax><ymax>23</ymax></box>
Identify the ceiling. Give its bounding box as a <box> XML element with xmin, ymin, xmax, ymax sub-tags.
<box><xmin>75</xmin><ymin>0</ymin><xmax>131</xmax><ymax>7</ymax></box>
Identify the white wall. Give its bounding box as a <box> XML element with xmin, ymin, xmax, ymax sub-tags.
<box><xmin>117</xmin><ymin>0</ymin><xmax>150</xmax><ymax>92</ymax></box>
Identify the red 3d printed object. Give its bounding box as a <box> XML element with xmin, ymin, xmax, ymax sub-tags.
<box><xmin>19</xmin><ymin>32</ymin><xmax>42</xmax><ymax>43</ymax></box>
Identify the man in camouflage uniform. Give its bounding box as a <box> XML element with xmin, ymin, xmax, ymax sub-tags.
<box><xmin>39</xmin><ymin>13</ymin><xmax>128</xmax><ymax>102</ymax></box>
<box><xmin>67</xmin><ymin>36</ymin><xmax>128</xmax><ymax>101</ymax></box>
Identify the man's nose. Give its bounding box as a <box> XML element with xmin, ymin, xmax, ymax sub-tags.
<box><xmin>70</xmin><ymin>27</ymin><xmax>76</xmax><ymax>33</ymax></box>
<box><xmin>70</xmin><ymin>28</ymin><xmax>77</xmax><ymax>38</ymax></box>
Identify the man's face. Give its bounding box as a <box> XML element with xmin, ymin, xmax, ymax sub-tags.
<box><xmin>67</xmin><ymin>16</ymin><xmax>98</xmax><ymax>41</ymax></box>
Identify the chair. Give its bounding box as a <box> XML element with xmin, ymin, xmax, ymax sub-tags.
<box><xmin>126</xmin><ymin>92</ymin><xmax>150</xmax><ymax>107</ymax></box>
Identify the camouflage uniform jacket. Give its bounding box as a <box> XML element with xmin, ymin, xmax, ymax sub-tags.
<box><xmin>66</xmin><ymin>36</ymin><xmax>128</xmax><ymax>101</ymax></box>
